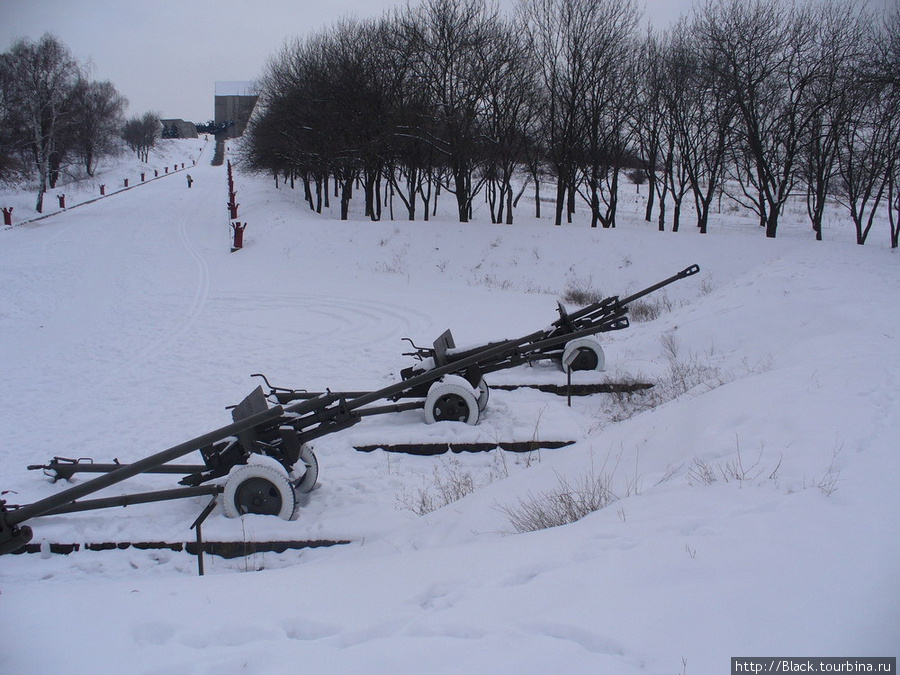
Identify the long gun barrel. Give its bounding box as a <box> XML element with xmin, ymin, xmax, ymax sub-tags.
<box><xmin>555</xmin><ymin>264</ymin><xmax>700</xmax><ymax>328</ymax></box>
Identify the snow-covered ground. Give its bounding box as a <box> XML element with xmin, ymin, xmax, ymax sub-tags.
<box><xmin>0</xmin><ymin>140</ymin><xmax>897</xmax><ymax>674</ymax></box>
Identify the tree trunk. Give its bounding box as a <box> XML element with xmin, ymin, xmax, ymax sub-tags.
<box><xmin>340</xmin><ymin>175</ymin><xmax>353</xmax><ymax>220</ymax></box>
<box><xmin>889</xmin><ymin>177</ymin><xmax>899</xmax><ymax>249</ymax></box>
<box><xmin>84</xmin><ymin>150</ymin><xmax>95</xmax><ymax>177</ymax></box>
<box><xmin>657</xmin><ymin>191</ymin><xmax>666</xmax><ymax>232</ymax></box>
<box><xmin>374</xmin><ymin>172</ymin><xmax>382</xmax><ymax>221</ymax></box>
<box><xmin>807</xmin><ymin>182</ymin><xmax>826</xmax><ymax>242</ymax></box>
<box><xmin>765</xmin><ymin>206</ymin><xmax>778</xmax><ymax>239</ymax></box>
<box><xmin>302</xmin><ymin>175</ymin><xmax>313</xmax><ymax>209</ymax></box>
<box><xmin>697</xmin><ymin>208</ymin><xmax>709</xmax><ymax>235</ymax></box>
<box><xmin>567</xmin><ymin>177</ymin><xmax>576</xmax><ymax>223</ymax></box>
<box><xmin>554</xmin><ymin>177</ymin><xmax>565</xmax><ymax>226</ymax></box>
<box><xmin>589</xmin><ymin>168</ymin><xmax>600</xmax><ymax>229</ymax></box>
<box><xmin>644</xmin><ymin>173</ymin><xmax>656</xmax><ymax>222</ymax></box>
<box><xmin>487</xmin><ymin>180</ymin><xmax>499</xmax><ymax>224</ymax></box>
<box><xmin>420</xmin><ymin>176</ymin><xmax>431</xmax><ymax>222</ymax></box>
<box><xmin>607</xmin><ymin>167</ymin><xmax>619</xmax><ymax>228</ymax></box>
<box><xmin>454</xmin><ymin>167</ymin><xmax>469</xmax><ymax>223</ymax></box>
<box><xmin>407</xmin><ymin>168</ymin><xmax>418</xmax><ymax>221</ymax></box>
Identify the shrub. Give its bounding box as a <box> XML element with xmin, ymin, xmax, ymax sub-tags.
<box><xmin>397</xmin><ymin>456</ymin><xmax>509</xmax><ymax>516</ymax></box>
<box><xmin>598</xmin><ymin>334</ymin><xmax>732</xmax><ymax>426</ymax></box>
<box><xmin>562</xmin><ymin>277</ymin><xmax>604</xmax><ymax>306</ymax></box>
<box><xmin>628</xmin><ymin>292</ymin><xmax>677</xmax><ymax>322</ymax></box>
<box><xmin>499</xmin><ymin>470</ymin><xmax>617</xmax><ymax>533</ymax></box>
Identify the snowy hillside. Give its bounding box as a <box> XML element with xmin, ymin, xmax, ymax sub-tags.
<box><xmin>0</xmin><ymin>139</ymin><xmax>897</xmax><ymax>674</ymax></box>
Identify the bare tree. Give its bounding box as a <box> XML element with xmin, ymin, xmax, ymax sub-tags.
<box><xmin>319</xmin><ymin>19</ymin><xmax>394</xmax><ymax>221</ymax></box>
<box><xmin>698</xmin><ymin>0</ymin><xmax>825</xmax><ymax>238</ymax></box>
<box><xmin>398</xmin><ymin>0</ymin><xmax>504</xmax><ymax>223</ymax></box>
<box><xmin>251</xmin><ymin>35</ymin><xmax>334</xmax><ymax>210</ymax></box>
<box><xmin>520</xmin><ymin>0</ymin><xmax>637</xmax><ymax>227</ymax></box>
<box><xmin>666</xmin><ymin>18</ymin><xmax>735</xmax><ymax>234</ymax></box>
<box><xmin>799</xmin><ymin>1</ymin><xmax>869</xmax><ymax>241</ymax></box>
<box><xmin>68</xmin><ymin>79</ymin><xmax>127</xmax><ymax>176</ymax></box>
<box><xmin>835</xmin><ymin>67</ymin><xmax>894</xmax><ymax>245</ymax></box>
<box><xmin>0</xmin><ymin>34</ymin><xmax>81</xmax><ymax>212</ymax></box>
<box><xmin>519</xmin><ymin>0</ymin><xmax>589</xmax><ymax>226</ymax></box>
<box><xmin>383</xmin><ymin>36</ymin><xmax>439</xmax><ymax>221</ymax></box>
<box><xmin>874</xmin><ymin>7</ymin><xmax>900</xmax><ymax>248</ymax></box>
<box><xmin>122</xmin><ymin>111</ymin><xmax>160</xmax><ymax>163</ymax></box>
<box><xmin>630</xmin><ymin>30</ymin><xmax>668</xmax><ymax>227</ymax></box>
<box><xmin>575</xmin><ymin>0</ymin><xmax>639</xmax><ymax>229</ymax></box>
<box><xmin>480</xmin><ymin>18</ymin><xmax>538</xmax><ymax>224</ymax></box>
<box><xmin>0</xmin><ymin>55</ymin><xmax>25</xmax><ymax>181</ymax></box>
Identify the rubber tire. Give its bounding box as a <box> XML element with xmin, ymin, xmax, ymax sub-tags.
<box><xmin>223</xmin><ymin>464</ymin><xmax>296</xmax><ymax>519</ymax></box>
<box><xmin>293</xmin><ymin>444</ymin><xmax>318</xmax><ymax>494</ymax></box>
<box><xmin>562</xmin><ymin>336</ymin><xmax>606</xmax><ymax>372</ymax></box>
<box><xmin>424</xmin><ymin>376</ymin><xmax>480</xmax><ymax>425</ymax></box>
<box><xmin>476</xmin><ymin>378</ymin><xmax>490</xmax><ymax>412</ymax></box>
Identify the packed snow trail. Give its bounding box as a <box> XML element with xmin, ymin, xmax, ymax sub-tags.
<box><xmin>0</xmin><ymin>146</ymin><xmax>222</xmax><ymax>438</ymax></box>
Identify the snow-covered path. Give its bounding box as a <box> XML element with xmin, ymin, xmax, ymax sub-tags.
<box><xmin>1</xmin><ymin>145</ymin><xmax>222</xmax><ymax>459</ymax></box>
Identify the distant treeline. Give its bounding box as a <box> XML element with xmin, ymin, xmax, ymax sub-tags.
<box><xmin>0</xmin><ymin>34</ymin><xmax>164</xmax><ymax>213</ymax></box>
<box><xmin>242</xmin><ymin>0</ymin><xmax>900</xmax><ymax>247</ymax></box>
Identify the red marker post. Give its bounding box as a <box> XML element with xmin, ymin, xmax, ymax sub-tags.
<box><xmin>231</xmin><ymin>222</ymin><xmax>246</xmax><ymax>252</ymax></box>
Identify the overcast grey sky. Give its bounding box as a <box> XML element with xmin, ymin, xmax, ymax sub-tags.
<box><xmin>1</xmin><ymin>0</ymin><xmax>890</xmax><ymax>124</ymax></box>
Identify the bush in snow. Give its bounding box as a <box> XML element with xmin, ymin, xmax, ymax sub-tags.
<box><xmin>498</xmin><ymin>469</ymin><xmax>617</xmax><ymax>533</ymax></box>
<box><xmin>397</xmin><ymin>456</ymin><xmax>509</xmax><ymax>516</ymax></box>
<box><xmin>562</xmin><ymin>276</ymin><xmax>604</xmax><ymax>306</ymax></box>
<box><xmin>598</xmin><ymin>333</ymin><xmax>732</xmax><ymax>426</ymax></box>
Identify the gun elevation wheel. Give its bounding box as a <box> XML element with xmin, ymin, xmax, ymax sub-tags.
<box><xmin>562</xmin><ymin>336</ymin><xmax>606</xmax><ymax>372</ymax></box>
<box><xmin>424</xmin><ymin>376</ymin><xmax>480</xmax><ymax>425</ymax></box>
<box><xmin>223</xmin><ymin>464</ymin><xmax>296</xmax><ymax>519</ymax></box>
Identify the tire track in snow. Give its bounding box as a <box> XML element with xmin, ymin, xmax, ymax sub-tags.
<box><xmin>66</xmin><ymin>179</ymin><xmax>216</xmax><ymax>400</ymax></box>
<box><xmin>202</xmin><ymin>291</ymin><xmax>435</xmax><ymax>386</ymax></box>
<box><xmin>120</xmin><ymin>191</ymin><xmax>212</xmax><ymax>370</ymax></box>
<box><xmin>209</xmin><ymin>292</ymin><xmax>432</xmax><ymax>343</ymax></box>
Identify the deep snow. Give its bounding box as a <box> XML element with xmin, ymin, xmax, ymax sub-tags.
<box><xmin>0</xmin><ymin>139</ymin><xmax>897</xmax><ymax>674</ymax></box>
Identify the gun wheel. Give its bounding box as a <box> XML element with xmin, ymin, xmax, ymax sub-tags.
<box><xmin>292</xmin><ymin>444</ymin><xmax>318</xmax><ymax>494</ymax></box>
<box><xmin>562</xmin><ymin>336</ymin><xmax>606</xmax><ymax>372</ymax></box>
<box><xmin>223</xmin><ymin>464</ymin><xmax>296</xmax><ymax>519</ymax></box>
<box><xmin>476</xmin><ymin>378</ymin><xmax>490</xmax><ymax>412</ymax></box>
<box><xmin>424</xmin><ymin>376</ymin><xmax>480</xmax><ymax>425</ymax></box>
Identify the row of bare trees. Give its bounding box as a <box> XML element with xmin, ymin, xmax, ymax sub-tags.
<box><xmin>0</xmin><ymin>34</ymin><xmax>162</xmax><ymax>214</ymax></box>
<box><xmin>122</xmin><ymin>112</ymin><xmax>163</xmax><ymax>163</ymax></box>
<box><xmin>680</xmin><ymin>0</ymin><xmax>900</xmax><ymax>245</ymax></box>
<box><xmin>243</xmin><ymin>0</ymin><xmax>899</xmax><ymax>245</ymax></box>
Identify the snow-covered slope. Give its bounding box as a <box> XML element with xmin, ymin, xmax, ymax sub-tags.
<box><xmin>0</xmin><ymin>140</ymin><xmax>897</xmax><ymax>674</ymax></box>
